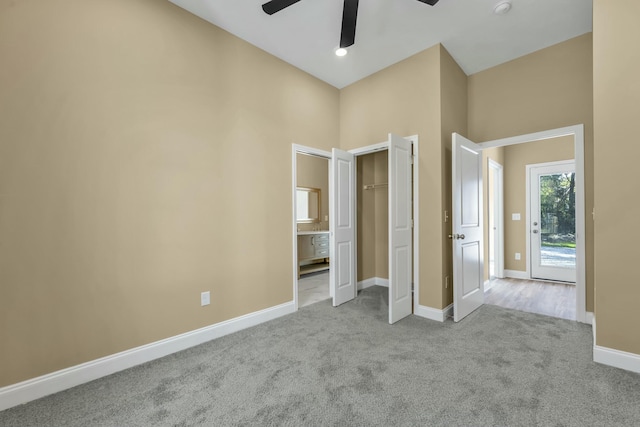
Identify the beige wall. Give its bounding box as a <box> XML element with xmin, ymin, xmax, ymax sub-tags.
<box><xmin>374</xmin><ymin>151</ymin><xmax>389</xmax><ymax>280</ymax></box>
<box><xmin>0</xmin><ymin>0</ymin><xmax>339</xmax><ymax>386</ymax></box>
<box><xmin>440</xmin><ymin>46</ymin><xmax>469</xmax><ymax>307</ymax></box>
<box><xmin>340</xmin><ymin>45</ymin><xmax>444</xmax><ymax>308</ymax></box>
<box><xmin>502</xmin><ymin>136</ymin><xmax>575</xmax><ymax>272</ymax></box>
<box><xmin>296</xmin><ymin>154</ymin><xmax>329</xmax><ymax>231</ymax></box>
<box><xmin>593</xmin><ymin>0</ymin><xmax>640</xmax><ymax>354</ymax></box>
<box><xmin>356</xmin><ymin>151</ymin><xmax>388</xmax><ymax>281</ymax></box>
<box><xmin>357</xmin><ymin>155</ymin><xmax>375</xmax><ymax>280</ymax></box>
<box><xmin>6</xmin><ymin>0</ymin><xmax>637</xmax><ymax>391</ymax></box>
<box><xmin>468</xmin><ymin>33</ymin><xmax>594</xmax><ymax>311</ymax></box>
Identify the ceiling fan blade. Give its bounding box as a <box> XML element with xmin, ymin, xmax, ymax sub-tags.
<box><xmin>262</xmin><ymin>0</ymin><xmax>302</xmax><ymax>15</ymax></box>
<box><xmin>340</xmin><ymin>0</ymin><xmax>359</xmax><ymax>48</ymax></box>
<box><xmin>416</xmin><ymin>0</ymin><xmax>440</xmax><ymax>5</ymax></box>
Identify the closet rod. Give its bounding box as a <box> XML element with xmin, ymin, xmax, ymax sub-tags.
<box><xmin>363</xmin><ymin>183</ymin><xmax>388</xmax><ymax>190</ymax></box>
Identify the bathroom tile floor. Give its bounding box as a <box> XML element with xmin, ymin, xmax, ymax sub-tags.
<box><xmin>298</xmin><ymin>271</ymin><xmax>330</xmax><ymax>308</ymax></box>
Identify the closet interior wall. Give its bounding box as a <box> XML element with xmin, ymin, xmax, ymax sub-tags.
<box><xmin>357</xmin><ymin>151</ymin><xmax>389</xmax><ymax>283</ymax></box>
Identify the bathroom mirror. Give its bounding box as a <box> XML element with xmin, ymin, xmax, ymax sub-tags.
<box><xmin>296</xmin><ymin>187</ymin><xmax>320</xmax><ymax>223</ymax></box>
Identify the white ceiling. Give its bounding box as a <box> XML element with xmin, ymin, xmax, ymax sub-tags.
<box><xmin>168</xmin><ymin>0</ymin><xmax>592</xmax><ymax>89</ymax></box>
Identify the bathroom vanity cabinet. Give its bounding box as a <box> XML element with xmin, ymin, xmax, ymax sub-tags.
<box><xmin>297</xmin><ymin>231</ymin><xmax>330</xmax><ymax>277</ymax></box>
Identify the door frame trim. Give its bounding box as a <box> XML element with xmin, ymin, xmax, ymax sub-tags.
<box><xmin>291</xmin><ymin>144</ymin><xmax>332</xmax><ymax>310</ymax></box>
<box><xmin>488</xmin><ymin>158</ymin><xmax>504</xmax><ymax>280</ymax></box>
<box><xmin>479</xmin><ymin>124</ymin><xmax>586</xmax><ymax>323</ymax></box>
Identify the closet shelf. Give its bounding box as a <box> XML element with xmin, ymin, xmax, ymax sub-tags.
<box><xmin>363</xmin><ymin>183</ymin><xmax>388</xmax><ymax>190</ymax></box>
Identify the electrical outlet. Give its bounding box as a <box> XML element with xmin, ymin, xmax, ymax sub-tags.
<box><xmin>201</xmin><ymin>291</ymin><xmax>210</xmax><ymax>306</ymax></box>
<box><xmin>515</xmin><ymin>253</ymin><xmax>521</xmax><ymax>260</ymax></box>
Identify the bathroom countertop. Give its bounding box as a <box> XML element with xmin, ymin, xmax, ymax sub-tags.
<box><xmin>297</xmin><ymin>230</ymin><xmax>330</xmax><ymax>235</ymax></box>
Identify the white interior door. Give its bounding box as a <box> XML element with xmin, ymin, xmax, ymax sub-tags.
<box><xmin>331</xmin><ymin>148</ymin><xmax>356</xmax><ymax>306</ymax></box>
<box><xmin>388</xmin><ymin>134</ymin><xmax>412</xmax><ymax>324</ymax></box>
<box><xmin>452</xmin><ymin>133</ymin><xmax>484</xmax><ymax>322</ymax></box>
<box><xmin>529</xmin><ymin>161</ymin><xmax>576</xmax><ymax>283</ymax></box>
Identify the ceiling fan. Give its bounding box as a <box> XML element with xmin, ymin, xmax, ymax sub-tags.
<box><xmin>262</xmin><ymin>0</ymin><xmax>440</xmax><ymax>49</ymax></box>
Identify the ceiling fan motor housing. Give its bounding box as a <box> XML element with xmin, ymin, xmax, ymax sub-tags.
<box><xmin>263</xmin><ymin>0</ymin><xmax>441</xmax><ymax>49</ymax></box>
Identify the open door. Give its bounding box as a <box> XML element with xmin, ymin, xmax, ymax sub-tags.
<box><xmin>452</xmin><ymin>133</ymin><xmax>484</xmax><ymax>322</ymax></box>
<box><xmin>388</xmin><ymin>134</ymin><xmax>413</xmax><ymax>324</ymax></box>
<box><xmin>331</xmin><ymin>148</ymin><xmax>356</xmax><ymax>306</ymax></box>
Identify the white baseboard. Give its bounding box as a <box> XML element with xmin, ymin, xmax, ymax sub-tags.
<box><xmin>585</xmin><ymin>311</ymin><xmax>594</xmax><ymax>325</ymax></box>
<box><xmin>376</xmin><ymin>278</ymin><xmax>389</xmax><ymax>287</ymax></box>
<box><xmin>484</xmin><ymin>280</ymin><xmax>493</xmax><ymax>291</ymax></box>
<box><xmin>594</xmin><ymin>344</ymin><xmax>640</xmax><ymax>374</ymax></box>
<box><xmin>357</xmin><ymin>277</ymin><xmax>388</xmax><ymax>290</ymax></box>
<box><xmin>0</xmin><ymin>301</ymin><xmax>295</xmax><ymax>411</ymax></box>
<box><xmin>414</xmin><ymin>303</ymin><xmax>453</xmax><ymax>322</ymax></box>
<box><xmin>504</xmin><ymin>269</ymin><xmax>528</xmax><ymax>280</ymax></box>
<box><xmin>592</xmin><ymin>315</ymin><xmax>640</xmax><ymax>374</ymax></box>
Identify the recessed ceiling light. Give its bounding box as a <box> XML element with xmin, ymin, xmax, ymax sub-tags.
<box><xmin>493</xmin><ymin>1</ymin><xmax>512</xmax><ymax>14</ymax></box>
<box><xmin>335</xmin><ymin>47</ymin><xmax>348</xmax><ymax>57</ymax></box>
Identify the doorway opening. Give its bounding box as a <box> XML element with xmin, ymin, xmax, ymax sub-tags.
<box><xmin>295</xmin><ymin>152</ymin><xmax>331</xmax><ymax>307</ymax></box>
<box><xmin>450</xmin><ymin>125</ymin><xmax>592</xmax><ymax>323</ymax></box>
<box><xmin>292</xmin><ymin>146</ymin><xmax>332</xmax><ymax>310</ymax></box>
<box><xmin>485</xmin><ymin>141</ymin><xmax>577</xmax><ymax>320</ymax></box>
<box><xmin>355</xmin><ymin>149</ymin><xmax>390</xmax><ymax>293</ymax></box>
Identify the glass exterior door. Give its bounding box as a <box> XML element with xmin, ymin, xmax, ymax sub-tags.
<box><xmin>530</xmin><ymin>161</ymin><xmax>576</xmax><ymax>282</ymax></box>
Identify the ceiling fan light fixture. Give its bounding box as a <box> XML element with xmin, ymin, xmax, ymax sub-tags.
<box><xmin>493</xmin><ymin>1</ymin><xmax>512</xmax><ymax>15</ymax></box>
<box><xmin>335</xmin><ymin>47</ymin><xmax>348</xmax><ymax>57</ymax></box>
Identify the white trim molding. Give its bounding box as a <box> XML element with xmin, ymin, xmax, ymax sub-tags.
<box><xmin>414</xmin><ymin>303</ymin><xmax>453</xmax><ymax>322</ymax></box>
<box><xmin>0</xmin><ymin>301</ymin><xmax>295</xmax><ymax>411</ymax></box>
<box><xmin>592</xmin><ymin>316</ymin><xmax>640</xmax><ymax>374</ymax></box>
<box><xmin>585</xmin><ymin>312</ymin><xmax>594</xmax><ymax>325</ymax></box>
<box><xmin>594</xmin><ymin>345</ymin><xmax>640</xmax><ymax>374</ymax></box>
<box><xmin>504</xmin><ymin>269</ymin><xmax>529</xmax><ymax>280</ymax></box>
<box><xmin>357</xmin><ymin>277</ymin><xmax>389</xmax><ymax>290</ymax></box>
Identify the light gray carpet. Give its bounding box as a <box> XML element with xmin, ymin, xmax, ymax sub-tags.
<box><xmin>2</xmin><ymin>286</ymin><xmax>639</xmax><ymax>426</ymax></box>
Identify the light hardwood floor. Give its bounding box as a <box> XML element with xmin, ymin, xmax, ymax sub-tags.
<box><xmin>484</xmin><ymin>277</ymin><xmax>576</xmax><ymax>321</ymax></box>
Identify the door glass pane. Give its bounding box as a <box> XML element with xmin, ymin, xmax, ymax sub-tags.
<box><xmin>539</xmin><ymin>172</ymin><xmax>576</xmax><ymax>268</ymax></box>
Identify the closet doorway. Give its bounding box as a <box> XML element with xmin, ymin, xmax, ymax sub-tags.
<box><xmin>291</xmin><ymin>135</ymin><xmax>420</xmax><ymax>325</ymax></box>
<box><xmin>356</xmin><ymin>150</ymin><xmax>390</xmax><ymax>293</ymax></box>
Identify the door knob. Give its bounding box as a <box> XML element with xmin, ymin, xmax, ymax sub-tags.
<box><xmin>532</xmin><ymin>230</ymin><xmax>539</xmax><ymax>234</ymax></box>
<box><xmin>448</xmin><ymin>234</ymin><xmax>466</xmax><ymax>240</ymax></box>
<box><xmin>458</xmin><ymin>234</ymin><xmax>465</xmax><ymax>240</ymax></box>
